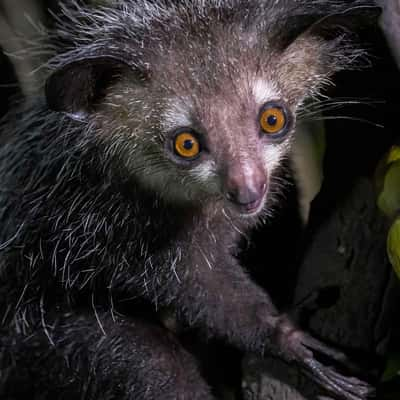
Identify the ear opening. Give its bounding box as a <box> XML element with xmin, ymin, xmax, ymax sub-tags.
<box><xmin>305</xmin><ymin>4</ymin><xmax>381</xmax><ymax>42</ymax></box>
<box><xmin>276</xmin><ymin>4</ymin><xmax>381</xmax><ymax>50</ymax></box>
<box><xmin>45</xmin><ymin>56</ymin><xmax>140</xmax><ymax>121</ymax></box>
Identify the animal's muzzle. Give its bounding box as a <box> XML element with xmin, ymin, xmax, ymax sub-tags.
<box><xmin>225</xmin><ymin>166</ymin><xmax>268</xmax><ymax>214</ymax></box>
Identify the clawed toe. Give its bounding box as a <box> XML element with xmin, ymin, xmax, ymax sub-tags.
<box><xmin>273</xmin><ymin>317</ymin><xmax>375</xmax><ymax>400</ymax></box>
<box><xmin>301</xmin><ymin>334</ymin><xmax>364</xmax><ymax>375</ymax></box>
<box><xmin>303</xmin><ymin>358</ymin><xmax>375</xmax><ymax>400</ymax></box>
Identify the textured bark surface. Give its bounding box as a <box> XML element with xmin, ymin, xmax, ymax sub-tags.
<box><xmin>243</xmin><ymin>179</ymin><xmax>399</xmax><ymax>400</ymax></box>
<box><xmin>380</xmin><ymin>0</ymin><xmax>400</xmax><ymax>69</ymax></box>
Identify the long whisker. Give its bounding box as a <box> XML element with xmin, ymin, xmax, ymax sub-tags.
<box><xmin>297</xmin><ymin>95</ymin><xmax>385</xmax><ymax>128</ymax></box>
<box><xmin>298</xmin><ymin>97</ymin><xmax>384</xmax><ymax>117</ymax></box>
<box><xmin>302</xmin><ymin>115</ymin><xmax>384</xmax><ymax>129</ymax></box>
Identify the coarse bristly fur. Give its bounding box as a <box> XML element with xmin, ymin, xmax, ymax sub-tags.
<box><xmin>0</xmin><ymin>1</ymin><xmax>379</xmax><ymax>399</ymax></box>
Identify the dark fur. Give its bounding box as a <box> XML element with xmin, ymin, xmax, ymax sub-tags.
<box><xmin>0</xmin><ymin>1</ymin><xmax>379</xmax><ymax>399</ymax></box>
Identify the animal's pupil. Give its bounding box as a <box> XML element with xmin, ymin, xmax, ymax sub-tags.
<box><xmin>183</xmin><ymin>139</ymin><xmax>194</xmax><ymax>150</ymax></box>
<box><xmin>267</xmin><ymin>115</ymin><xmax>278</xmax><ymax>126</ymax></box>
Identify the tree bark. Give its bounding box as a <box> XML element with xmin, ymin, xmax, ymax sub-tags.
<box><xmin>243</xmin><ymin>179</ymin><xmax>399</xmax><ymax>400</ymax></box>
<box><xmin>380</xmin><ymin>0</ymin><xmax>400</xmax><ymax>69</ymax></box>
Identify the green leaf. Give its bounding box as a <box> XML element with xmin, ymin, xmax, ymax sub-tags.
<box><xmin>377</xmin><ymin>161</ymin><xmax>400</xmax><ymax>219</ymax></box>
<box><xmin>387</xmin><ymin>218</ymin><xmax>400</xmax><ymax>280</ymax></box>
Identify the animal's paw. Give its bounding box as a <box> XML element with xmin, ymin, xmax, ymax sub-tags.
<box><xmin>274</xmin><ymin>316</ymin><xmax>376</xmax><ymax>400</ymax></box>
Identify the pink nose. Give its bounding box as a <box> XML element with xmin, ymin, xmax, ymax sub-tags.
<box><xmin>226</xmin><ymin>182</ymin><xmax>267</xmax><ymax>205</ymax></box>
<box><xmin>225</xmin><ymin>166</ymin><xmax>268</xmax><ymax>213</ymax></box>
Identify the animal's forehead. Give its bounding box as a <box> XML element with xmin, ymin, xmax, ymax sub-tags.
<box><xmin>151</xmin><ymin>33</ymin><xmax>282</xmax><ymax>101</ymax></box>
<box><xmin>147</xmin><ymin>19</ymin><xmax>319</xmax><ymax>126</ymax></box>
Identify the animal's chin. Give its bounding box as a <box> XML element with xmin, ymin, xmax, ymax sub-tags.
<box><xmin>227</xmin><ymin>196</ymin><xmax>266</xmax><ymax>219</ymax></box>
<box><xmin>238</xmin><ymin>203</ymin><xmax>265</xmax><ymax>218</ymax></box>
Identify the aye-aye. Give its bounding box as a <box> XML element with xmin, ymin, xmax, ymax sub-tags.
<box><xmin>0</xmin><ymin>1</ymin><xmax>379</xmax><ymax>399</ymax></box>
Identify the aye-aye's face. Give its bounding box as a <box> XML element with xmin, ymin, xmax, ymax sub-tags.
<box><xmin>98</xmin><ymin>28</ymin><xmax>325</xmax><ymax>218</ymax></box>
<box><xmin>45</xmin><ymin>1</ymin><xmax>375</xmax><ymax>218</ymax></box>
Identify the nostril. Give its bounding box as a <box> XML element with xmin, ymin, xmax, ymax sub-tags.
<box><xmin>226</xmin><ymin>191</ymin><xmax>236</xmax><ymax>202</ymax></box>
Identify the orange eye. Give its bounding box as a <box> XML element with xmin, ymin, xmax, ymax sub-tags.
<box><xmin>260</xmin><ymin>105</ymin><xmax>287</xmax><ymax>135</ymax></box>
<box><xmin>174</xmin><ymin>132</ymin><xmax>201</xmax><ymax>159</ymax></box>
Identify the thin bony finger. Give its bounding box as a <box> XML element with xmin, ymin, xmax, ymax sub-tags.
<box><xmin>303</xmin><ymin>358</ymin><xmax>375</xmax><ymax>400</ymax></box>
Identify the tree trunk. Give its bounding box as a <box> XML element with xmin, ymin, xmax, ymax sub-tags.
<box><xmin>243</xmin><ymin>179</ymin><xmax>399</xmax><ymax>400</ymax></box>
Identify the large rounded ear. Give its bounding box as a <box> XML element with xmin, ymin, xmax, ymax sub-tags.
<box><xmin>277</xmin><ymin>4</ymin><xmax>381</xmax><ymax>49</ymax></box>
<box><xmin>45</xmin><ymin>56</ymin><xmax>136</xmax><ymax>121</ymax></box>
<box><xmin>308</xmin><ymin>4</ymin><xmax>381</xmax><ymax>39</ymax></box>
